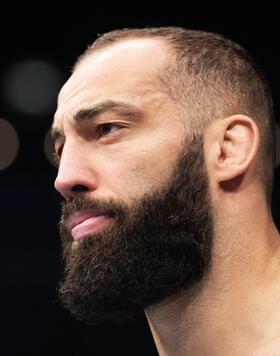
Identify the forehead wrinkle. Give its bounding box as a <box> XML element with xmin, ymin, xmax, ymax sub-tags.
<box><xmin>52</xmin><ymin>106</ymin><xmax>75</xmax><ymax>141</ymax></box>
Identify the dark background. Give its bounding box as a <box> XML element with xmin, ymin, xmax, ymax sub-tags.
<box><xmin>0</xmin><ymin>8</ymin><xmax>279</xmax><ymax>356</ymax></box>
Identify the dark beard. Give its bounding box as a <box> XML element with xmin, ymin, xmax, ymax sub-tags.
<box><xmin>58</xmin><ymin>135</ymin><xmax>213</xmax><ymax>325</ymax></box>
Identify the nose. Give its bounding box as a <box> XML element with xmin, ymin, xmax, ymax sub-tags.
<box><xmin>54</xmin><ymin>143</ymin><xmax>97</xmax><ymax>200</ymax></box>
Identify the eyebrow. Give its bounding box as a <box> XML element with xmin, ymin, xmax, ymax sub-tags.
<box><xmin>51</xmin><ymin>100</ymin><xmax>144</xmax><ymax>145</ymax></box>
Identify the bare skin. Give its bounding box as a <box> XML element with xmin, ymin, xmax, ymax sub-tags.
<box><xmin>53</xmin><ymin>38</ymin><xmax>280</xmax><ymax>355</ymax></box>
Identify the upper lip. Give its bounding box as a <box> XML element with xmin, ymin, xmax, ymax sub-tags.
<box><xmin>65</xmin><ymin>209</ymin><xmax>106</xmax><ymax>231</ymax></box>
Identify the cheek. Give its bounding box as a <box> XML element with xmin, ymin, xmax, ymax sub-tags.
<box><xmin>98</xmin><ymin>142</ymin><xmax>181</xmax><ymax>201</ymax></box>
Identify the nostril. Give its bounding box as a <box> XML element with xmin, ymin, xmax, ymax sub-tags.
<box><xmin>72</xmin><ymin>184</ymin><xmax>89</xmax><ymax>193</ymax></box>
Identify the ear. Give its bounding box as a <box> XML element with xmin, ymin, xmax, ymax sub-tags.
<box><xmin>205</xmin><ymin>114</ymin><xmax>260</xmax><ymax>183</ymax></box>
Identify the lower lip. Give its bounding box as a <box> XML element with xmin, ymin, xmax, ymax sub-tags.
<box><xmin>71</xmin><ymin>215</ymin><xmax>111</xmax><ymax>241</ymax></box>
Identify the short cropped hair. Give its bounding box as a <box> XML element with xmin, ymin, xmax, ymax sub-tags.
<box><xmin>75</xmin><ymin>27</ymin><xmax>276</xmax><ymax>204</ymax></box>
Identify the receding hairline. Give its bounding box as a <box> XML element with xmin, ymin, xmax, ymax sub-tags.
<box><xmin>73</xmin><ymin>36</ymin><xmax>181</xmax><ymax>113</ymax></box>
<box><xmin>73</xmin><ymin>36</ymin><xmax>173</xmax><ymax>72</ymax></box>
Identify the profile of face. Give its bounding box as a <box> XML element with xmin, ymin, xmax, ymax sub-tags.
<box><xmin>53</xmin><ymin>39</ymin><xmax>213</xmax><ymax>324</ymax></box>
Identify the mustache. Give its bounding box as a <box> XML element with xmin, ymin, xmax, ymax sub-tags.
<box><xmin>60</xmin><ymin>194</ymin><xmax>126</xmax><ymax>223</ymax></box>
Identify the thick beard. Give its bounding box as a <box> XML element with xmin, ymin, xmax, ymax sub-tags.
<box><xmin>58</xmin><ymin>135</ymin><xmax>213</xmax><ymax>325</ymax></box>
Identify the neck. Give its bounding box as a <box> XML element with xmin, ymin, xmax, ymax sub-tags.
<box><xmin>145</xmin><ymin>203</ymin><xmax>280</xmax><ymax>356</ymax></box>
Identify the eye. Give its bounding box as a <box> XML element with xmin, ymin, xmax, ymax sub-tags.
<box><xmin>53</xmin><ymin>144</ymin><xmax>63</xmax><ymax>165</ymax></box>
<box><xmin>97</xmin><ymin>123</ymin><xmax>121</xmax><ymax>138</ymax></box>
<box><xmin>55</xmin><ymin>145</ymin><xmax>63</xmax><ymax>158</ymax></box>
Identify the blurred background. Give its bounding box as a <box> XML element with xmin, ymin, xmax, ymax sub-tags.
<box><xmin>0</xmin><ymin>8</ymin><xmax>279</xmax><ymax>355</ymax></box>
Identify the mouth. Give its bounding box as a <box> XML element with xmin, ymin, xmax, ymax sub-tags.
<box><xmin>65</xmin><ymin>209</ymin><xmax>112</xmax><ymax>241</ymax></box>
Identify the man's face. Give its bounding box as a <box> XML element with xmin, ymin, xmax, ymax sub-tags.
<box><xmin>53</xmin><ymin>39</ymin><xmax>213</xmax><ymax>324</ymax></box>
<box><xmin>53</xmin><ymin>39</ymin><xmax>186</xmax><ymax>204</ymax></box>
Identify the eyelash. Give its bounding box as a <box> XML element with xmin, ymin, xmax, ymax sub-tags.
<box><xmin>96</xmin><ymin>123</ymin><xmax>123</xmax><ymax>138</ymax></box>
<box><xmin>53</xmin><ymin>147</ymin><xmax>63</xmax><ymax>166</ymax></box>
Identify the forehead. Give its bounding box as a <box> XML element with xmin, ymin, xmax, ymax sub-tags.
<box><xmin>54</xmin><ymin>39</ymin><xmax>170</xmax><ymax>127</ymax></box>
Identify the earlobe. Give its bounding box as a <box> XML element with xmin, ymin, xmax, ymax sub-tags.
<box><xmin>214</xmin><ymin>115</ymin><xmax>260</xmax><ymax>183</ymax></box>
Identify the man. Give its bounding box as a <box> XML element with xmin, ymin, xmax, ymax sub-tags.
<box><xmin>52</xmin><ymin>27</ymin><xmax>280</xmax><ymax>355</ymax></box>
